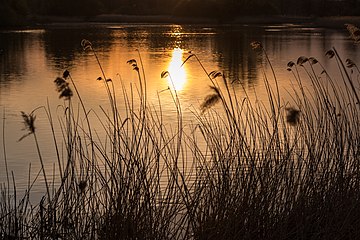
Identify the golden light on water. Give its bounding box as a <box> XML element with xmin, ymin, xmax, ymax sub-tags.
<box><xmin>167</xmin><ymin>48</ymin><xmax>187</xmax><ymax>91</ymax></box>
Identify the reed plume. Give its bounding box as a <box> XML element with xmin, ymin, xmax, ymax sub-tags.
<box><xmin>54</xmin><ymin>76</ymin><xmax>73</xmax><ymax>100</ymax></box>
<box><xmin>285</xmin><ymin>107</ymin><xmax>301</xmax><ymax>126</ymax></box>
<box><xmin>200</xmin><ymin>86</ymin><xmax>221</xmax><ymax>113</ymax></box>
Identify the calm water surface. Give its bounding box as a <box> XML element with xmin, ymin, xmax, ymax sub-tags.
<box><xmin>0</xmin><ymin>23</ymin><xmax>358</xmax><ymax>198</ymax></box>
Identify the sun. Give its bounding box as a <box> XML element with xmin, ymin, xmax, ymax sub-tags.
<box><xmin>167</xmin><ymin>48</ymin><xmax>187</xmax><ymax>91</ymax></box>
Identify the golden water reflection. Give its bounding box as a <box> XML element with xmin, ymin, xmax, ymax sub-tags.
<box><xmin>167</xmin><ymin>48</ymin><xmax>187</xmax><ymax>91</ymax></box>
<box><xmin>1</xmin><ymin>24</ymin><xmax>358</xmax><ymax>200</ymax></box>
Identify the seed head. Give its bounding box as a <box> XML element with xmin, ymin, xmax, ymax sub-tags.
<box><xmin>287</xmin><ymin>61</ymin><xmax>295</xmax><ymax>68</ymax></box>
<box><xmin>309</xmin><ymin>57</ymin><xmax>318</xmax><ymax>65</ymax></box>
<box><xmin>81</xmin><ymin>39</ymin><xmax>92</xmax><ymax>51</ymax></box>
<box><xmin>286</xmin><ymin>107</ymin><xmax>300</xmax><ymax>126</ymax></box>
<box><xmin>63</xmin><ymin>70</ymin><xmax>70</xmax><ymax>79</ymax></box>
<box><xmin>127</xmin><ymin>59</ymin><xmax>139</xmax><ymax>72</ymax></box>
<box><xmin>209</xmin><ymin>71</ymin><xmax>223</xmax><ymax>79</ymax></box>
<box><xmin>54</xmin><ymin>77</ymin><xmax>73</xmax><ymax>100</ymax></box>
<box><xmin>59</xmin><ymin>87</ymin><xmax>73</xmax><ymax>100</ymax></box>
<box><xmin>325</xmin><ymin>50</ymin><xmax>335</xmax><ymax>59</ymax></box>
<box><xmin>161</xmin><ymin>71</ymin><xmax>169</xmax><ymax>79</ymax></box>
<box><xmin>200</xmin><ymin>86</ymin><xmax>221</xmax><ymax>113</ymax></box>
<box><xmin>250</xmin><ymin>41</ymin><xmax>262</xmax><ymax>50</ymax></box>
<box><xmin>18</xmin><ymin>111</ymin><xmax>36</xmax><ymax>141</ymax></box>
<box><xmin>201</xmin><ymin>94</ymin><xmax>220</xmax><ymax>113</ymax></box>
<box><xmin>346</xmin><ymin>58</ymin><xmax>356</xmax><ymax>68</ymax></box>
<box><xmin>78</xmin><ymin>180</ymin><xmax>87</xmax><ymax>193</ymax></box>
<box><xmin>21</xmin><ymin>111</ymin><xmax>36</xmax><ymax>133</ymax></box>
<box><xmin>297</xmin><ymin>56</ymin><xmax>308</xmax><ymax>66</ymax></box>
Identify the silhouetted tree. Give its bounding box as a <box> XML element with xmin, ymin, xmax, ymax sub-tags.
<box><xmin>0</xmin><ymin>0</ymin><xmax>29</xmax><ymax>26</ymax></box>
<box><xmin>44</xmin><ymin>0</ymin><xmax>104</xmax><ymax>16</ymax></box>
<box><xmin>1</xmin><ymin>0</ymin><xmax>360</xmax><ymax>27</ymax></box>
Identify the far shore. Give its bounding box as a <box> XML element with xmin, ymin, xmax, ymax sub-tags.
<box><xmin>24</xmin><ymin>14</ymin><xmax>360</xmax><ymax>29</ymax></box>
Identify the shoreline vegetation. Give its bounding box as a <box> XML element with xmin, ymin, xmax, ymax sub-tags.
<box><xmin>5</xmin><ymin>14</ymin><xmax>360</xmax><ymax>29</ymax></box>
<box><xmin>2</xmin><ymin>0</ymin><xmax>360</xmax><ymax>28</ymax></box>
<box><xmin>2</xmin><ymin>22</ymin><xmax>360</xmax><ymax>239</ymax></box>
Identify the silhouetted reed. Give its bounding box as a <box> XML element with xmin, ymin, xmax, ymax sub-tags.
<box><xmin>200</xmin><ymin>86</ymin><xmax>221</xmax><ymax>113</ymax></box>
<box><xmin>2</xmin><ymin>29</ymin><xmax>360</xmax><ymax>239</ymax></box>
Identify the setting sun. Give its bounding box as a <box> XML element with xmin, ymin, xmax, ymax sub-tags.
<box><xmin>167</xmin><ymin>48</ymin><xmax>187</xmax><ymax>91</ymax></box>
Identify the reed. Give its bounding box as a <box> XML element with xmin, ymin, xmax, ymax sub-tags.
<box><xmin>1</xmin><ymin>29</ymin><xmax>360</xmax><ymax>239</ymax></box>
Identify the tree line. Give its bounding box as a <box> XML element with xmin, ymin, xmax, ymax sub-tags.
<box><xmin>1</xmin><ymin>0</ymin><xmax>359</xmax><ymax>26</ymax></box>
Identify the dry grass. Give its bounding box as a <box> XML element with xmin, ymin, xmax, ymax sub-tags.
<box><xmin>2</xmin><ymin>30</ymin><xmax>360</xmax><ymax>239</ymax></box>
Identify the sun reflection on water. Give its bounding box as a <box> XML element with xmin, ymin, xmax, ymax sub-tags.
<box><xmin>167</xmin><ymin>48</ymin><xmax>187</xmax><ymax>91</ymax></box>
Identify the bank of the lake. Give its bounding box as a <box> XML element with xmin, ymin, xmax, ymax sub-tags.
<box><xmin>9</xmin><ymin>14</ymin><xmax>360</xmax><ymax>29</ymax></box>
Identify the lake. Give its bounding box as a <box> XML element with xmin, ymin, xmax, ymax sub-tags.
<box><xmin>0</xmin><ymin>22</ymin><xmax>359</xmax><ymax>199</ymax></box>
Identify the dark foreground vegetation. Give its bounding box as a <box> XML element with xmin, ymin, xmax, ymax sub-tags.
<box><xmin>1</xmin><ymin>0</ymin><xmax>360</xmax><ymax>26</ymax></box>
<box><xmin>2</xmin><ymin>24</ymin><xmax>360</xmax><ymax>239</ymax></box>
